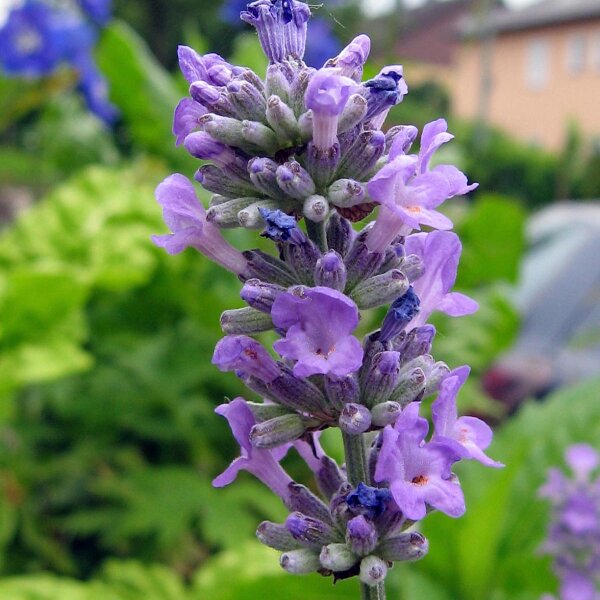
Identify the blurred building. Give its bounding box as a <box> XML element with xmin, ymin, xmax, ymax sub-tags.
<box><xmin>454</xmin><ymin>0</ymin><xmax>600</xmax><ymax>149</ymax></box>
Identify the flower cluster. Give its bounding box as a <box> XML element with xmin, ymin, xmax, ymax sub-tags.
<box><xmin>539</xmin><ymin>445</ymin><xmax>600</xmax><ymax>600</ymax></box>
<box><xmin>0</xmin><ymin>0</ymin><xmax>117</xmax><ymax>123</ymax></box>
<box><xmin>152</xmin><ymin>0</ymin><xmax>498</xmax><ymax>592</ymax></box>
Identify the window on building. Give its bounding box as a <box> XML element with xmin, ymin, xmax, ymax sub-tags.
<box><xmin>566</xmin><ymin>34</ymin><xmax>586</xmax><ymax>74</ymax></box>
<box><xmin>526</xmin><ymin>38</ymin><xmax>550</xmax><ymax>90</ymax></box>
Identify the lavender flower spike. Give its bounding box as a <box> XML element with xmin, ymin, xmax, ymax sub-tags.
<box><xmin>152</xmin><ymin>174</ymin><xmax>248</xmax><ymax>274</ymax></box>
<box><xmin>271</xmin><ymin>286</ymin><xmax>364</xmax><ymax>378</ymax></box>
<box><xmin>432</xmin><ymin>366</ymin><xmax>504</xmax><ymax>468</ymax></box>
<box><xmin>375</xmin><ymin>402</ymin><xmax>465</xmax><ymax>521</ymax></box>
<box><xmin>404</xmin><ymin>231</ymin><xmax>478</xmax><ymax>327</ymax></box>
<box><xmin>305</xmin><ymin>68</ymin><xmax>358</xmax><ymax>150</ymax></box>
<box><xmin>241</xmin><ymin>0</ymin><xmax>311</xmax><ymax>64</ymax></box>
<box><xmin>213</xmin><ymin>398</ymin><xmax>293</xmax><ymax>501</ymax></box>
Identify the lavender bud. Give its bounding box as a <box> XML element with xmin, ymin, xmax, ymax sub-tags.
<box><xmin>324</xmin><ymin>373</ymin><xmax>360</xmax><ymax>412</ymax></box>
<box><xmin>220</xmin><ymin>307</ymin><xmax>273</xmax><ymax>334</ymax></box>
<box><xmin>325</xmin><ymin>35</ymin><xmax>371</xmax><ymax>81</ymax></box>
<box><xmin>339</xmin><ymin>403</ymin><xmax>372</xmax><ymax>434</ymax></box>
<box><xmin>328</xmin><ymin>179</ymin><xmax>367</xmax><ymax>209</ymax></box>
<box><xmin>281</xmin><ymin>239</ymin><xmax>321</xmax><ymax>286</ymax></box>
<box><xmin>280</xmin><ymin>549</ymin><xmax>321</xmax><ymax>574</ymax></box>
<box><xmin>314</xmin><ymin>251</ymin><xmax>347</xmax><ymax>291</ymax></box>
<box><xmin>344</xmin><ymin>240</ymin><xmax>386</xmax><ymax>291</ymax></box>
<box><xmin>238</xmin><ymin>200</ymin><xmax>280</xmax><ymax>229</ymax></box>
<box><xmin>298</xmin><ymin>110</ymin><xmax>313</xmax><ymax>141</ymax></box>
<box><xmin>269</xmin><ymin>368</ymin><xmax>331</xmax><ymax>415</ymax></box>
<box><xmin>195</xmin><ymin>165</ymin><xmax>255</xmax><ymax>198</ymax></box>
<box><xmin>250</xmin><ymin>413</ymin><xmax>308</xmax><ymax>448</ymax></box>
<box><xmin>266</xmin><ymin>95</ymin><xmax>300</xmax><ymax>142</ymax></box>
<box><xmin>424</xmin><ymin>361</ymin><xmax>450</xmax><ymax>396</ymax></box>
<box><xmin>326</xmin><ymin>212</ymin><xmax>355</xmax><ymax>257</ymax></box>
<box><xmin>379</xmin><ymin>287</ymin><xmax>420</xmax><ymax>343</ymax></box>
<box><xmin>249</xmin><ymin>157</ymin><xmax>288</xmax><ymax>199</ymax></box>
<box><xmin>336</xmin><ymin>129</ymin><xmax>386</xmax><ymax>181</ymax></box>
<box><xmin>395</xmin><ymin>326</ymin><xmax>436</xmax><ymax>363</ymax></box>
<box><xmin>385</xmin><ymin>124</ymin><xmax>419</xmax><ymax>154</ymax></box>
<box><xmin>290</xmin><ymin>67</ymin><xmax>315</xmax><ymax>116</ymax></box>
<box><xmin>241</xmin><ymin>120</ymin><xmax>279</xmax><ymax>152</ymax></box>
<box><xmin>247</xmin><ymin>402</ymin><xmax>294</xmax><ymax>422</ymax></box>
<box><xmin>346</xmin><ymin>516</ymin><xmax>378</xmax><ymax>556</ymax></box>
<box><xmin>391</xmin><ymin>367</ymin><xmax>426</xmax><ymax>407</ymax></box>
<box><xmin>286</xmin><ymin>483</ymin><xmax>332</xmax><ymax>523</ymax></box>
<box><xmin>360</xmin><ymin>555</ymin><xmax>388</xmax><ymax>586</ymax></box>
<box><xmin>350</xmin><ymin>270</ymin><xmax>409</xmax><ymax>310</ymax></box>
<box><xmin>316</xmin><ymin>456</ymin><xmax>346</xmax><ymax>500</ymax></box>
<box><xmin>338</xmin><ymin>94</ymin><xmax>368</xmax><ymax>134</ymax></box>
<box><xmin>242</xmin><ymin>249</ymin><xmax>299</xmax><ymax>287</ymax></box>
<box><xmin>276</xmin><ymin>161</ymin><xmax>316</xmax><ymax>200</ymax></box>
<box><xmin>206</xmin><ymin>197</ymin><xmax>262</xmax><ymax>228</ymax></box>
<box><xmin>320</xmin><ymin>544</ymin><xmax>359</xmax><ymax>572</ymax></box>
<box><xmin>241</xmin><ymin>0</ymin><xmax>311</xmax><ymax>64</ymax></box>
<box><xmin>266</xmin><ymin>63</ymin><xmax>292</xmax><ymax>103</ymax></box>
<box><xmin>377</xmin><ymin>532</ymin><xmax>429</xmax><ymax>562</ymax></box>
<box><xmin>362</xmin><ymin>351</ymin><xmax>401</xmax><ymax>408</ymax></box>
<box><xmin>361</xmin><ymin>65</ymin><xmax>408</xmax><ymax>125</ymax></box>
<box><xmin>379</xmin><ymin>243</ymin><xmax>406</xmax><ymax>274</ymax></box>
<box><xmin>199</xmin><ymin>114</ymin><xmax>247</xmax><ymax>149</ymax></box>
<box><xmin>371</xmin><ymin>401</ymin><xmax>402</xmax><ymax>427</ymax></box>
<box><xmin>401</xmin><ymin>254</ymin><xmax>426</xmax><ymax>282</ymax></box>
<box><xmin>306</xmin><ymin>141</ymin><xmax>341</xmax><ymax>189</ymax></box>
<box><xmin>226</xmin><ymin>79</ymin><xmax>268</xmax><ymax>123</ymax></box>
<box><xmin>360</xmin><ymin>332</ymin><xmax>391</xmax><ymax>387</ymax></box>
<box><xmin>303</xmin><ymin>195</ymin><xmax>329</xmax><ymax>222</ymax></box>
<box><xmin>240</xmin><ymin>279</ymin><xmax>285</xmax><ymax>313</ymax></box>
<box><xmin>257</xmin><ymin>521</ymin><xmax>302</xmax><ymax>551</ymax></box>
<box><xmin>286</xmin><ymin>512</ymin><xmax>336</xmax><ymax>547</ymax></box>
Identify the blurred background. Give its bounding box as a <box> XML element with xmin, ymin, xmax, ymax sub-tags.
<box><xmin>0</xmin><ymin>0</ymin><xmax>599</xmax><ymax>598</ymax></box>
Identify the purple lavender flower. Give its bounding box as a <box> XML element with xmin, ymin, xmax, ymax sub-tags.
<box><xmin>151</xmin><ymin>173</ymin><xmax>248</xmax><ymax>274</ymax></box>
<box><xmin>374</xmin><ymin>403</ymin><xmax>465</xmax><ymax>521</ymax></box>
<box><xmin>404</xmin><ymin>231</ymin><xmax>478</xmax><ymax>327</ymax></box>
<box><xmin>305</xmin><ymin>68</ymin><xmax>357</xmax><ymax>150</ymax></box>
<box><xmin>326</xmin><ymin>34</ymin><xmax>371</xmax><ymax>81</ymax></box>
<box><xmin>213</xmin><ymin>397</ymin><xmax>294</xmax><ymax>501</ymax></box>
<box><xmin>212</xmin><ymin>335</ymin><xmax>281</xmax><ymax>382</ymax></box>
<box><xmin>271</xmin><ymin>286</ymin><xmax>363</xmax><ymax>378</ymax></box>
<box><xmin>365</xmin><ymin>120</ymin><xmax>477</xmax><ymax>253</ymax></box>
<box><xmin>173</xmin><ymin>98</ymin><xmax>207</xmax><ymax>146</ymax></box>
<box><xmin>431</xmin><ymin>366</ymin><xmax>503</xmax><ymax>468</ymax></box>
<box><xmin>362</xmin><ymin>65</ymin><xmax>408</xmax><ymax>128</ymax></box>
<box><xmin>79</xmin><ymin>0</ymin><xmax>112</xmax><ymax>26</ymax></box>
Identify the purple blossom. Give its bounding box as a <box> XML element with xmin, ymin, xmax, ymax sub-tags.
<box><xmin>365</xmin><ymin>120</ymin><xmax>477</xmax><ymax>253</ymax></box>
<box><xmin>566</xmin><ymin>444</ymin><xmax>600</xmax><ymax>482</ymax></box>
<box><xmin>79</xmin><ymin>0</ymin><xmax>112</xmax><ymax>26</ymax></box>
<box><xmin>213</xmin><ymin>397</ymin><xmax>293</xmax><ymax>501</ymax></box>
<box><xmin>431</xmin><ymin>366</ymin><xmax>503</xmax><ymax>468</ymax></box>
<box><xmin>326</xmin><ymin>34</ymin><xmax>371</xmax><ymax>81</ymax></box>
<box><xmin>260</xmin><ymin>208</ymin><xmax>299</xmax><ymax>242</ymax></box>
<box><xmin>305</xmin><ymin>68</ymin><xmax>357</xmax><ymax>149</ymax></box>
<box><xmin>271</xmin><ymin>286</ymin><xmax>363</xmax><ymax>378</ymax></box>
<box><xmin>151</xmin><ymin>174</ymin><xmax>248</xmax><ymax>274</ymax></box>
<box><xmin>375</xmin><ymin>403</ymin><xmax>465</xmax><ymax>521</ymax></box>
<box><xmin>212</xmin><ymin>335</ymin><xmax>281</xmax><ymax>382</ymax></box>
<box><xmin>173</xmin><ymin>98</ymin><xmax>208</xmax><ymax>146</ymax></box>
<box><xmin>362</xmin><ymin>65</ymin><xmax>408</xmax><ymax>127</ymax></box>
<box><xmin>404</xmin><ymin>231</ymin><xmax>478</xmax><ymax>327</ymax></box>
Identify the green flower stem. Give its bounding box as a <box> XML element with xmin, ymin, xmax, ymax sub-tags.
<box><xmin>361</xmin><ymin>582</ymin><xmax>387</xmax><ymax>600</ymax></box>
<box><xmin>305</xmin><ymin>218</ymin><xmax>328</xmax><ymax>253</ymax></box>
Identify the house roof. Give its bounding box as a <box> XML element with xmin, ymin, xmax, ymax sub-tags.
<box><xmin>464</xmin><ymin>0</ymin><xmax>600</xmax><ymax>36</ymax></box>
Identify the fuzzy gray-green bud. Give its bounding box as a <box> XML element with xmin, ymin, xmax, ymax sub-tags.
<box><xmin>250</xmin><ymin>414</ymin><xmax>308</xmax><ymax>449</ymax></box>
<box><xmin>371</xmin><ymin>401</ymin><xmax>402</xmax><ymax>426</ymax></box>
<box><xmin>338</xmin><ymin>93</ymin><xmax>368</xmax><ymax>133</ymax></box>
<box><xmin>266</xmin><ymin>95</ymin><xmax>300</xmax><ymax>142</ymax></box>
<box><xmin>303</xmin><ymin>195</ymin><xmax>329</xmax><ymax>222</ymax></box>
<box><xmin>391</xmin><ymin>367</ymin><xmax>427</xmax><ymax>406</ymax></box>
<box><xmin>359</xmin><ymin>555</ymin><xmax>388</xmax><ymax>586</ymax></box>
<box><xmin>257</xmin><ymin>521</ymin><xmax>302</xmax><ymax>551</ymax></box>
<box><xmin>246</xmin><ymin>402</ymin><xmax>294</xmax><ymax>422</ymax></box>
<box><xmin>377</xmin><ymin>532</ymin><xmax>429</xmax><ymax>562</ymax></box>
<box><xmin>238</xmin><ymin>200</ymin><xmax>280</xmax><ymax>229</ymax></box>
<box><xmin>327</xmin><ymin>178</ymin><xmax>367</xmax><ymax>208</ymax></box>
<box><xmin>280</xmin><ymin>549</ymin><xmax>321</xmax><ymax>574</ymax></box>
<box><xmin>241</xmin><ymin>120</ymin><xmax>279</xmax><ymax>152</ymax></box>
<box><xmin>319</xmin><ymin>543</ymin><xmax>358</xmax><ymax>571</ymax></box>
<box><xmin>206</xmin><ymin>197</ymin><xmax>263</xmax><ymax>228</ymax></box>
<box><xmin>350</xmin><ymin>270</ymin><xmax>409</xmax><ymax>310</ymax></box>
<box><xmin>220</xmin><ymin>307</ymin><xmax>274</xmax><ymax>335</ymax></box>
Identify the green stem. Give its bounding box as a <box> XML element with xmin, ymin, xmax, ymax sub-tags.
<box><xmin>361</xmin><ymin>582</ymin><xmax>386</xmax><ymax>600</ymax></box>
<box><xmin>342</xmin><ymin>433</ymin><xmax>387</xmax><ymax>600</ymax></box>
<box><xmin>305</xmin><ymin>218</ymin><xmax>328</xmax><ymax>253</ymax></box>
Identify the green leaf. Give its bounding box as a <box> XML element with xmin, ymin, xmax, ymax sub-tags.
<box><xmin>96</xmin><ymin>21</ymin><xmax>195</xmax><ymax>171</ymax></box>
<box><xmin>456</xmin><ymin>194</ymin><xmax>526</xmax><ymax>288</ymax></box>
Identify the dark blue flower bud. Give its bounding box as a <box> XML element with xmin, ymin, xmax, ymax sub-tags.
<box><xmin>379</xmin><ymin>287</ymin><xmax>420</xmax><ymax>343</ymax></box>
<box><xmin>346</xmin><ymin>483</ymin><xmax>392</xmax><ymax>519</ymax></box>
<box><xmin>259</xmin><ymin>208</ymin><xmax>298</xmax><ymax>242</ymax></box>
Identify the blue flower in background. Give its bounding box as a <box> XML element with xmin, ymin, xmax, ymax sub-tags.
<box><xmin>0</xmin><ymin>0</ymin><xmax>118</xmax><ymax>124</ymax></box>
<box><xmin>303</xmin><ymin>17</ymin><xmax>342</xmax><ymax>68</ymax></box>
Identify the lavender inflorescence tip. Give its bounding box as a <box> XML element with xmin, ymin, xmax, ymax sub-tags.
<box><xmin>151</xmin><ymin>0</ymin><xmax>494</xmax><ymax>591</ymax></box>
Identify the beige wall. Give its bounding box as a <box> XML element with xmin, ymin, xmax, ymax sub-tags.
<box><xmin>452</xmin><ymin>20</ymin><xmax>600</xmax><ymax>149</ymax></box>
